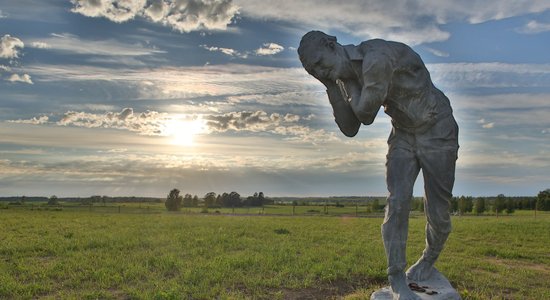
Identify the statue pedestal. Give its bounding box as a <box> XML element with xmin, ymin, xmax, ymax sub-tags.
<box><xmin>371</xmin><ymin>269</ymin><xmax>461</xmax><ymax>300</ymax></box>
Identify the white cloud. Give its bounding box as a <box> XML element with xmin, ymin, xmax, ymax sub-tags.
<box><xmin>0</xmin><ymin>34</ymin><xmax>24</xmax><ymax>59</ymax></box>
<box><xmin>428</xmin><ymin>62</ymin><xmax>550</xmax><ymax>89</ymax></box>
<box><xmin>424</xmin><ymin>47</ymin><xmax>449</xmax><ymax>57</ymax></box>
<box><xmin>482</xmin><ymin>122</ymin><xmax>494</xmax><ymax>129</ymax></box>
<box><xmin>476</xmin><ymin>118</ymin><xmax>494</xmax><ymax>129</ymax></box>
<box><xmin>205</xmin><ymin>110</ymin><xmax>299</xmax><ymax>132</ymax></box>
<box><xmin>516</xmin><ymin>20</ymin><xmax>550</xmax><ymax>34</ymax></box>
<box><xmin>255</xmin><ymin>43</ymin><xmax>284</xmax><ymax>56</ymax></box>
<box><xmin>71</xmin><ymin>0</ymin><xmax>147</xmax><ymax>23</ymax></box>
<box><xmin>27</xmin><ymin>33</ymin><xmax>164</xmax><ymax>57</ymax></box>
<box><xmin>8</xmin><ymin>116</ymin><xmax>49</xmax><ymax>125</ymax></box>
<box><xmin>143</xmin><ymin>0</ymin><xmax>170</xmax><ymax>22</ymax></box>
<box><xmin>0</xmin><ymin>9</ymin><xmax>7</xmax><ymax>18</ymax></box>
<box><xmin>201</xmin><ymin>42</ymin><xmax>284</xmax><ymax>58</ymax></box>
<box><xmin>24</xmin><ymin>63</ymin><xmax>323</xmax><ymax>107</ymax></box>
<box><xmin>200</xmin><ymin>44</ymin><xmax>247</xmax><ymax>58</ymax></box>
<box><xmin>8</xmin><ymin>115</ymin><xmax>49</xmax><ymax>125</ymax></box>
<box><xmin>165</xmin><ymin>0</ymin><xmax>239</xmax><ymax>32</ymax></box>
<box><xmin>57</xmin><ymin>108</ymin><xmax>166</xmax><ymax>136</ymax></box>
<box><xmin>0</xmin><ymin>65</ymin><xmax>11</xmax><ymax>72</ymax></box>
<box><xmin>235</xmin><ymin>0</ymin><xmax>550</xmax><ymax>45</ymax></box>
<box><xmin>29</xmin><ymin>41</ymin><xmax>51</xmax><ymax>49</ymax></box>
<box><xmin>6</xmin><ymin>73</ymin><xmax>33</xmax><ymax>84</ymax></box>
<box><xmin>12</xmin><ymin>108</ymin><xmax>336</xmax><ymax>145</ymax></box>
<box><xmin>71</xmin><ymin>0</ymin><xmax>239</xmax><ymax>33</ymax></box>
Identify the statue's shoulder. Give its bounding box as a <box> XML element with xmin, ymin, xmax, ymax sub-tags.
<box><xmin>361</xmin><ymin>39</ymin><xmax>409</xmax><ymax>50</ymax></box>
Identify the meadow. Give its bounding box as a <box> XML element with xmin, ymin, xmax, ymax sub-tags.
<box><xmin>0</xmin><ymin>206</ymin><xmax>549</xmax><ymax>299</ymax></box>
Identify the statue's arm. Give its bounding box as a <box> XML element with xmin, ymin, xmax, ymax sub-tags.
<box><xmin>348</xmin><ymin>50</ymin><xmax>392</xmax><ymax>125</ymax></box>
<box><xmin>322</xmin><ymin>79</ymin><xmax>361</xmax><ymax>137</ymax></box>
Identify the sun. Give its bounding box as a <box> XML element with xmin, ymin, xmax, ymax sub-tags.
<box><xmin>163</xmin><ymin>118</ymin><xmax>205</xmax><ymax>146</ymax></box>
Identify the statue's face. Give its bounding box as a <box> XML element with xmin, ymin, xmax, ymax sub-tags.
<box><xmin>306</xmin><ymin>46</ymin><xmax>349</xmax><ymax>82</ymax></box>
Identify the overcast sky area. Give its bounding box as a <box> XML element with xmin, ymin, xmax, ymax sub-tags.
<box><xmin>0</xmin><ymin>0</ymin><xmax>549</xmax><ymax>198</ymax></box>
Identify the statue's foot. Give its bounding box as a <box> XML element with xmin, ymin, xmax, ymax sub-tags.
<box><xmin>406</xmin><ymin>258</ymin><xmax>435</xmax><ymax>282</ymax></box>
<box><xmin>389</xmin><ymin>273</ymin><xmax>421</xmax><ymax>300</ymax></box>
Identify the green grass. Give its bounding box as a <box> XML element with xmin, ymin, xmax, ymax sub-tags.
<box><xmin>0</xmin><ymin>209</ymin><xmax>549</xmax><ymax>299</ymax></box>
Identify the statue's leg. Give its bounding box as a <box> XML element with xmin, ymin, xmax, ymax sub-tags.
<box><xmin>406</xmin><ymin>149</ymin><xmax>456</xmax><ymax>281</ymax></box>
<box><xmin>383</xmin><ymin>147</ymin><xmax>420</xmax><ymax>299</ymax></box>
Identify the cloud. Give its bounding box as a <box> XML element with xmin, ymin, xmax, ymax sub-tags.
<box><xmin>201</xmin><ymin>42</ymin><xmax>284</xmax><ymax>58</ymax></box>
<box><xmin>24</xmin><ymin>63</ymin><xmax>323</xmax><ymax>107</ymax></box>
<box><xmin>516</xmin><ymin>20</ymin><xmax>550</xmax><ymax>34</ymax></box>
<box><xmin>70</xmin><ymin>0</ymin><xmax>147</xmax><ymax>23</ymax></box>
<box><xmin>204</xmin><ymin>110</ymin><xmax>339</xmax><ymax>144</ymax></box>
<box><xmin>205</xmin><ymin>110</ymin><xmax>299</xmax><ymax>132</ymax></box>
<box><xmin>27</xmin><ymin>33</ymin><xmax>164</xmax><ymax>57</ymax></box>
<box><xmin>427</xmin><ymin>62</ymin><xmax>550</xmax><ymax>90</ymax></box>
<box><xmin>201</xmin><ymin>44</ymin><xmax>247</xmax><ymax>58</ymax></box>
<box><xmin>12</xmin><ymin>108</ymin><xmax>337</xmax><ymax>145</ymax></box>
<box><xmin>164</xmin><ymin>0</ymin><xmax>239</xmax><ymax>32</ymax></box>
<box><xmin>255</xmin><ymin>43</ymin><xmax>284</xmax><ymax>56</ymax></box>
<box><xmin>71</xmin><ymin>0</ymin><xmax>239</xmax><ymax>33</ymax></box>
<box><xmin>0</xmin><ymin>34</ymin><xmax>24</xmax><ymax>59</ymax></box>
<box><xmin>234</xmin><ymin>0</ymin><xmax>550</xmax><ymax>45</ymax></box>
<box><xmin>143</xmin><ymin>0</ymin><xmax>170</xmax><ymax>22</ymax></box>
<box><xmin>57</xmin><ymin>108</ymin><xmax>166</xmax><ymax>136</ymax></box>
<box><xmin>424</xmin><ymin>47</ymin><xmax>449</xmax><ymax>57</ymax></box>
<box><xmin>29</xmin><ymin>41</ymin><xmax>51</xmax><ymax>49</ymax></box>
<box><xmin>8</xmin><ymin>115</ymin><xmax>49</xmax><ymax>125</ymax></box>
<box><xmin>0</xmin><ymin>65</ymin><xmax>11</xmax><ymax>72</ymax></box>
<box><xmin>0</xmin><ymin>9</ymin><xmax>7</xmax><ymax>18</ymax></box>
<box><xmin>6</xmin><ymin>73</ymin><xmax>33</xmax><ymax>84</ymax></box>
<box><xmin>482</xmin><ymin>122</ymin><xmax>494</xmax><ymax>129</ymax></box>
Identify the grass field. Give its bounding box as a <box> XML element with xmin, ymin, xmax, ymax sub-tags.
<box><xmin>1</xmin><ymin>208</ymin><xmax>549</xmax><ymax>299</ymax></box>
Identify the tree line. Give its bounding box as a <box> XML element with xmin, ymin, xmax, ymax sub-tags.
<box><xmin>408</xmin><ymin>190</ymin><xmax>550</xmax><ymax>215</ymax></box>
<box><xmin>165</xmin><ymin>189</ymin><xmax>274</xmax><ymax>212</ymax></box>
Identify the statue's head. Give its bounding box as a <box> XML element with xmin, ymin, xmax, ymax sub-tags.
<box><xmin>298</xmin><ymin>31</ymin><xmax>346</xmax><ymax>81</ymax></box>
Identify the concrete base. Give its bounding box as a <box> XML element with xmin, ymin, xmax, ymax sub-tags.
<box><xmin>371</xmin><ymin>269</ymin><xmax>461</xmax><ymax>300</ymax></box>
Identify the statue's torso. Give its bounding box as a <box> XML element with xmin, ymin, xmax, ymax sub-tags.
<box><xmin>350</xmin><ymin>40</ymin><xmax>452</xmax><ymax>132</ymax></box>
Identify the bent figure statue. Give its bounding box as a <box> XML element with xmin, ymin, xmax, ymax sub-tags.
<box><xmin>298</xmin><ymin>31</ymin><xmax>459</xmax><ymax>300</ymax></box>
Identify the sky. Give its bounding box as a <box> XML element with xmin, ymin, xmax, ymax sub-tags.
<box><xmin>0</xmin><ymin>0</ymin><xmax>549</xmax><ymax>198</ymax></box>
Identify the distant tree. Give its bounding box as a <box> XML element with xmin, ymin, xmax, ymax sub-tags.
<box><xmin>228</xmin><ymin>191</ymin><xmax>241</xmax><ymax>207</ymax></box>
<box><xmin>182</xmin><ymin>194</ymin><xmax>193</xmax><ymax>207</ymax></box>
<box><xmin>192</xmin><ymin>195</ymin><xmax>199</xmax><ymax>207</ymax></box>
<box><xmin>493</xmin><ymin>194</ymin><xmax>506</xmax><ymax>216</ymax></box>
<box><xmin>219</xmin><ymin>192</ymin><xmax>229</xmax><ymax>207</ymax></box>
<box><xmin>411</xmin><ymin>197</ymin><xmax>424</xmax><ymax>212</ymax></box>
<box><xmin>204</xmin><ymin>192</ymin><xmax>216</xmax><ymax>208</ymax></box>
<box><xmin>81</xmin><ymin>197</ymin><xmax>93</xmax><ymax>206</ymax></box>
<box><xmin>537</xmin><ymin>189</ymin><xmax>550</xmax><ymax>211</ymax></box>
<box><xmin>505</xmin><ymin>198</ymin><xmax>515</xmax><ymax>214</ymax></box>
<box><xmin>458</xmin><ymin>196</ymin><xmax>473</xmax><ymax>215</ymax></box>
<box><xmin>258</xmin><ymin>192</ymin><xmax>266</xmax><ymax>205</ymax></box>
<box><xmin>90</xmin><ymin>195</ymin><xmax>102</xmax><ymax>203</ymax></box>
<box><xmin>21</xmin><ymin>196</ymin><xmax>26</xmax><ymax>205</ymax></box>
<box><xmin>449</xmin><ymin>197</ymin><xmax>458</xmax><ymax>213</ymax></box>
<box><xmin>47</xmin><ymin>195</ymin><xmax>59</xmax><ymax>206</ymax></box>
<box><xmin>215</xmin><ymin>194</ymin><xmax>222</xmax><ymax>207</ymax></box>
<box><xmin>474</xmin><ymin>197</ymin><xmax>486</xmax><ymax>215</ymax></box>
<box><xmin>165</xmin><ymin>189</ymin><xmax>183</xmax><ymax>211</ymax></box>
<box><xmin>371</xmin><ymin>199</ymin><xmax>382</xmax><ymax>212</ymax></box>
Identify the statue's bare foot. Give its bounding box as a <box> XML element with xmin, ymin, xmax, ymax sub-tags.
<box><xmin>389</xmin><ymin>273</ymin><xmax>421</xmax><ymax>300</ymax></box>
<box><xmin>406</xmin><ymin>258</ymin><xmax>435</xmax><ymax>281</ymax></box>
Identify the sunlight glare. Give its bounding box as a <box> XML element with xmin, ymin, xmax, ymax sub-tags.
<box><xmin>163</xmin><ymin>118</ymin><xmax>206</xmax><ymax>146</ymax></box>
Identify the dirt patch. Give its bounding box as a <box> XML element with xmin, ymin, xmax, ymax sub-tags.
<box><xmin>243</xmin><ymin>276</ymin><xmax>386</xmax><ymax>299</ymax></box>
<box><xmin>486</xmin><ymin>257</ymin><xmax>550</xmax><ymax>274</ymax></box>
